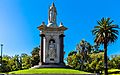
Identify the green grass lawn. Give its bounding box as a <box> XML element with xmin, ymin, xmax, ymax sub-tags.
<box><xmin>101</xmin><ymin>69</ymin><xmax>120</xmax><ymax>75</ymax></box>
<box><xmin>9</xmin><ymin>68</ymin><xmax>92</xmax><ymax>74</ymax></box>
<box><xmin>108</xmin><ymin>69</ymin><xmax>120</xmax><ymax>72</ymax></box>
<box><xmin>108</xmin><ymin>69</ymin><xmax>120</xmax><ymax>75</ymax></box>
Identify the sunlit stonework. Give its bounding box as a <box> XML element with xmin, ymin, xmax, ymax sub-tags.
<box><xmin>35</xmin><ymin>3</ymin><xmax>67</xmax><ymax>68</ymax></box>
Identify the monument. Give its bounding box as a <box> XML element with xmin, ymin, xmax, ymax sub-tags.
<box><xmin>37</xmin><ymin>3</ymin><xmax>67</xmax><ymax>68</ymax></box>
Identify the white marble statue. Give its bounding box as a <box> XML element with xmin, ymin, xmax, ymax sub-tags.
<box><xmin>49</xmin><ymin>10</ymin><xmax>54</xmax><ymax>22</ymax></box>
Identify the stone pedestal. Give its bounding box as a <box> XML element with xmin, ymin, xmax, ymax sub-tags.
<box><xmin>38</xmin><ymin>30</ymin><xmax>66</xmax><ymax>67</ymax></box>
<box><xmin>32</xmin><ymin>3</ymin><xmax>67</xmax><ymax>68</ymax></box>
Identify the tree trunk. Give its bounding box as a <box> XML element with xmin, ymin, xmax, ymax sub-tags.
<box><xmin>104</xmin><ymin>43</ymin><xmax>108</xmax><ymax>75</ymax></box>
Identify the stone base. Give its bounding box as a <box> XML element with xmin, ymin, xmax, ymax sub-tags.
<box><xmin>31</xmin><ymin>63</ymin><xmax>66</xmax><ymax>69</ymax></box>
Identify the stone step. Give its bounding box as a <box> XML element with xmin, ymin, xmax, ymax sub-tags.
<box><xmin>31</xmin><ymin>64</ymin><xmax>66</xmax><ymax>69</ymax></box>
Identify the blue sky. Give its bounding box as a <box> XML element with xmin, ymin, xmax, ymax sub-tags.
<box><xmin>0</xmin><ymin>0</ymin><xmax>120</xmax><ymax>58</ymax></box>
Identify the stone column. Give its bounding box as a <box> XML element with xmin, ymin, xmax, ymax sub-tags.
<box><xmin>59</xmin><ymin>34</ymin><xmax>65</xmax><ymax>64</ymax></box>
<box><xmin>39</xmin><ymin>34</ymin><xmax>45</xmax><ymax>65</ymax></box>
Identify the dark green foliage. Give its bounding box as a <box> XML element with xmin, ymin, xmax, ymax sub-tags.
<box><xmin>1</xmin><ymin>60</ymin><xmax>11</xmax><ymax>72</ymax></box>
<box><xmin>21</xmin><ymin>53</ymin><xmax>31</xmax><ymax>69</ymax></box>
<box><xmin>67</xmin><ymin>54</ymin><xmax>81</xmax><ymax>69</ymax></box>
<box><xmin>67</xmin><ymin>39</ymin><xmax>105</xmax><ymax>73</ymax></box>
<box><xmin>0</xmin><ymin>54</ymin><xmax>31</xmax><ymax>72</ymax></box>
<box><xmin>109</xmin><ymin>55</ymin><xmax>120</xmax><ymax>69</ymax></box>
<box><xmin>31</xmin><ymin>47</ymin><xmax>40</xmax><ymax>66</ymax></box>
<box><xmin>0</xmin><ymin>55</ymin><xmax>11</xmax><ymax>72</ymax></box>
<box><xmin>76</xmin><ymin>39</ymin><xmax>92</xmax><ymax>70</ymax></box>
<box><xmin>0</xmin><ymin>47</ymin><xmax>40</xmax><ymax>73</ymax></box>
<box><xmin>68</xmin><ymin>51</ymin><xmax>77</xmax><ymax>56</ymax></box>
<box><xmin>19</xmin><ymin>57</ymin><xmax>22</xmax><ymax>70</ymax></box>
<box><xmin>67</xmin><ymin>49</ymin><xmax>105</xmax><ymax>73</ymax></box>
<box><xmin>89</xmin><ymin>52</ymin><xmax>104</xmax><ymax>73</ymax></box>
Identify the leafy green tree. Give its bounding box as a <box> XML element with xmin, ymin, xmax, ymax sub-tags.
<box><xmin>89</xmin><ymin>52</ymin><xmax>104</xmax><ymax>73</ymax></box>
<box><xmin>19</xmin><ymin>56</ymin><xmax>22</xmax><ymax>70</ymax></box>
<box><xmin>9</xmin><ymin>55</ymin><xmax>21</xmax><ymax>71</ymax></box>
<box><xmin>0</xmin><ymin>54</ymin><xmax>32</xmax><ymax>72</ymax></box>
<box><xmin>76</xmin><ymin>39</ymin><xmax>92</xmax><ymax>70</ymax></box>
<box><xmin>21</xmin><ymin>53</ymin><xmax>31</xmax><ymax>69</ymax></box>
<box><xmin>9</xmin><ymin>57</ymin><xmax>16</xmax><ymax>71</ymax></box>
<box><xmin>14</xmin><ymin>55</ymin><xmax>21</xmax><ymax>70</ymax></box>
<box><xmin>67</xmin><ymin>54</ymin><xmax>81</xmax><ymax>69</ymax></box>
<box><xmin>2</xmin><ymin>60</ymin><xmax>11</xmax><ymax>72</ymax></box>
<box><xmin>68</xmin><ymin>50</ymin><xmax>77</xmax><ymax>56</ymax></box>
<box><xmin>67</xmin><ymin>40</ymin><xmax>93</xmax><ymax>70</ymax></box>
<box><xmin>0</xmin><ymin>55</ymin><xmax>11</xmax><ymax>72</ymax></box>
<box><xmin>92</xmin><ymin>17</ymin><xmax>119</xmax><ymax>75</ymax></box>
<box><xmin>109</xmin><ymin>55</ymin><xmax>120</xmax><ymax>69</ymax></box>
<box><xmin>76</xmin><ymin>39</ymin><xmax>92</xmax><ymax>55</ymax></box>
<box><xmin>31</xmin><ymin>47</ymin><xmax>40</xmax><ymax>66</ymax></box>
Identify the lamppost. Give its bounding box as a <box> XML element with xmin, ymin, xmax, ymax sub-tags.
<box><xmin>1</xmin><ymin>44</ymin><xmax>3</xmax><ymax>67</ymax></box>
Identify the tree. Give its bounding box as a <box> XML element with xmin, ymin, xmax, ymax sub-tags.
<box><xmin>109</xmin><ymin>55</ymin><xmax>120</xmax><ymax>69</ymax></box>
<box><xmin>0</xmin><ymin>55</ymin><xmax>11</xmax><ymax>72</ymax></box>
<box><xmin>31</xmin><ymin>47</ymin><xmax>40</xmax><ymax>66</ymax></box>
<box><xmin>76</xmin><ymin>39</ymin><xmax>92</xmax><ymax>70</ymax></box>
<box><xmin>89</xmin><ymin>52</ymin><xmax>104</xmax><ymax>73</ymax></box>
<box><xmin>68</xmin><ymin>50</ymin><xmax>77</xmax><ymax>56</ymax></box>
<box><xmin>92</xmin><ymin>17</ymin><xmax>119</xmax><ymax>75</ymax></box>
<box><xmin>67</xmin><ymin>53</ymin><xmax>82</xmax><ymax>69</ymax></box>
<box><xmin>67</xmin><ymin>39</ymin><xmax>93</xmax><ymax>70</ymax></box>
<box><xmin>9</xmin><ymin>55</ymin><xmax>21</xmax><ymax>71</ymax></box>
<box><xmin>67</xmin><ymin>48</ymin><xmax>104</xmax><ymax>73</ymax></box>
<box><xmin>21</xmin><ymin>53</ymin><xmax>31</xmax><ymax>69</ymax></box>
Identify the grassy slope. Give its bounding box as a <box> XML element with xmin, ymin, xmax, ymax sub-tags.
<box><xmin>101</xmin><ymin>69</ymin><xmax>120</xmax><ymax>75</ymax></box>
<box><xmin>108</xmin><ymin>69</ymin><xmax>120</xmax><ymax>75</ymax></box>
<box><xmin>9</xmin><ymin>68</ymin><xmax>91</xmax><ymax>74</ymax></box>
<box><xmin>108</xmin><ymin>69</ymin><xmax>120</xmax><ymax>72</ymax></box>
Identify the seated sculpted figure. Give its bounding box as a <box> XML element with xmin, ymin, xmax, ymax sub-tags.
<box><xmin>49</xmin><ymin>41</ymin><xmax>56</xmax><ymax>58</ymax></box>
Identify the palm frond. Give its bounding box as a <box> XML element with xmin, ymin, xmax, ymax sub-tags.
<box><xmin>92</xmin><ymin>17</ymin><xmax>119</xmax><ymax>45</ymax></box>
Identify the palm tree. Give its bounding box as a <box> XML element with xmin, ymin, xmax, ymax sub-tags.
<box><xmin>92</xmin><ymin>17</ymin><xmax>119</xmax><ymax>75</ymax></box>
